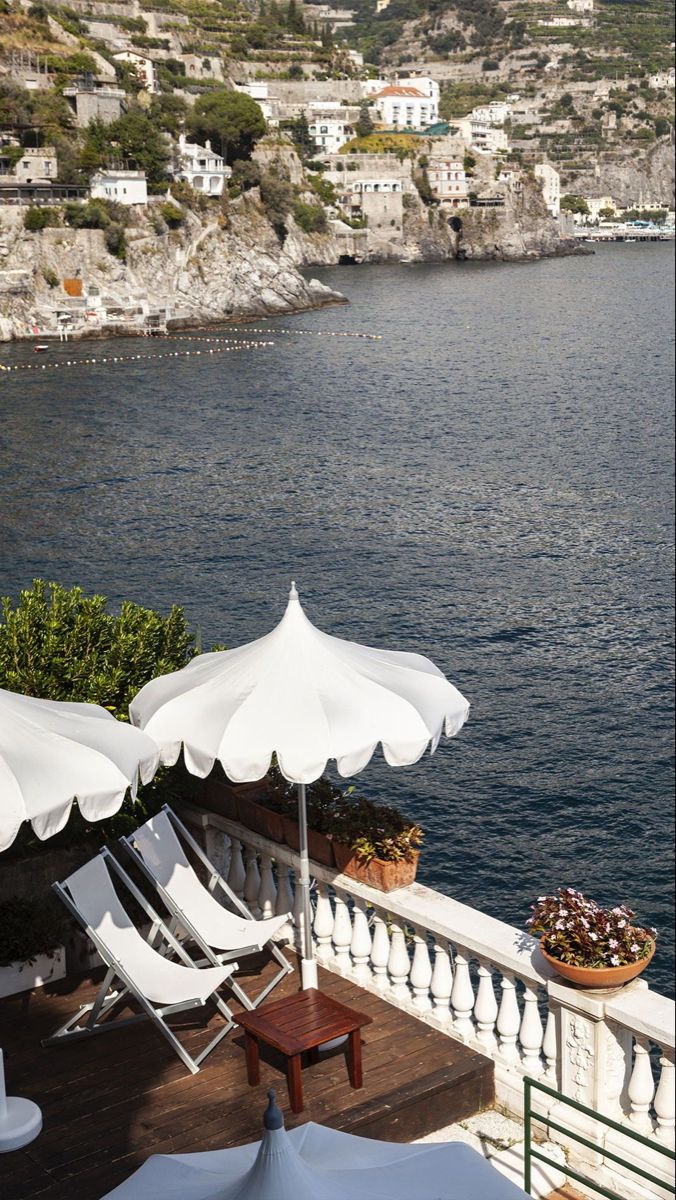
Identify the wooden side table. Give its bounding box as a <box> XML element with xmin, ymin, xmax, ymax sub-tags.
<box><xmin>233</xmin><ymin>988</ymin><xmax>373</xmax><ymax>1114</ymax></box>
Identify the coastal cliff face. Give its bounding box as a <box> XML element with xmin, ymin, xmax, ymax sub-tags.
<box><xmin>0</xmin><ymin>198</ymin><xmax>343</xmax><ymax>342</ymax></box>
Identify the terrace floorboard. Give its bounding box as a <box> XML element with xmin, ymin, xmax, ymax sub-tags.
<box><xmin>0</xmin><ymin>952</ymin><xmax>494</xmax><ymax>1200</ymax></box>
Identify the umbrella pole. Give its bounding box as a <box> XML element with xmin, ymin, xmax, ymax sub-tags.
<box><xmin>297</xmin><ymin>783</ymin><xmax>318</xmax><ymax>989</ymax></box>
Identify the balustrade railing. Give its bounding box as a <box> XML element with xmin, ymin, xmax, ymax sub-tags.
<box><xmin>185</xmin><ymin>804</ymin><xmax>675</xmax><ymax>1197</ymax></box>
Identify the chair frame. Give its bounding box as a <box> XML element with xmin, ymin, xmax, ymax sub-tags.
<box><xmin>44</xmin><ymin>847</ymin><xmax>237</xmax><ymax>1075</ymax></box>
<box><xmin>120</xmin><ymin>804</ymin><xmax>294</xmax><ymax>1011</ymax></box>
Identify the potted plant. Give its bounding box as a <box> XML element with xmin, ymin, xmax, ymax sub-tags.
<box><xmin>331</xmin><ymin>797</ymin><xmax>424</xmax><ymax>892</ymax></box>
<box><xmin>264</xmin><ymin>772</ymin><xmax>339</xmax><ymax>866</ymax></box>
<box><xmin>0</xmin><ymin>897</ymin><xmax>67</xmax><ymax>999</ymax></box>
<box><xmin>527</xmin><ymin>888</ymin><xmax>656</xmax><ymax>989</ymax></box>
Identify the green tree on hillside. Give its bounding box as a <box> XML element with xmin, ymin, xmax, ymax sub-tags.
<box><xmin>189</xmin><ymin>90</ymin><xmax>266</xmax><ymax>162</ymax></box>
<box><xmin>355</xmin><ymin>103</ymin><xmax>374</xmax><ymax>138</ymax></box>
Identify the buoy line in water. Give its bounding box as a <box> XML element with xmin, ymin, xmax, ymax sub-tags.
<box><xmin>0</xmin><ymin>340</ymin><xmax>274</xmax><ymax>374</ymax></box>
<box><xmin>0</xmin><ymin>327</ymin><xmax>383</xmax><ymax>376</ymax></box>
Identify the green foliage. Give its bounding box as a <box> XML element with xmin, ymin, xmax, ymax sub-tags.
<box><xmin>159</xmin><ymin>201</ymin><xmax>186</xmax><ymax>227</ymax></box>
<box><xmin>561</xmin><ymin>193</ymin><xmax>590</xmax><ymax>215</ymax></box>
<box><xmin>308</xmin><ymin>172</ymin><xmax>337</xmax><ymax>205</ymax></box>
<box><xmin>259</xmin><ymin>167</ymin><xmax>293</xmax><ymax>238</ymax></box>
<box><xmin>112</xmin><ymin>107</ymin><xmax>172</xmax><ymax>184</ymax></box>
<box><xmin>0</xmin><ymin>580</ymin><xmax>194</xmax><ymax>721</ymax></box>
<box><xmin>463</xmin><ymin>151</ymin><xmax>476</xmax><ymax>175</ymax></box>
<box><xmin>354</xmin><ymin>102</ymin><xmax>374</xmax><ymax>139</ymax></box>
<box><xmin>24</xmin><ymin>206</ymin><xmax>59</xmax><ymax>231</ymax></box>
<box><xmin>189</xmin><ymin>89</ymin><xmax>266</xmax><ymax>162</ymax></box>
<box><xmin>149</xmin><ymin>93</ymin><xmax>189</xmax><ymax>136</ymax></box>
<box><xmin>41</xmin><ymin>266</ymin><xmax>59</xmax><ymax>288</ymax></box>
<box><xmin>63</xmin><ymin>199</ymin><xmax>110</xmax><ymax>229</ymax></box>
<box><xmin>292</xmin><ymin>198</ymin><xmax>328</xmax><ymax>233</ymax></box>
<box><xmin>0</xmin><ymin>897</ymin><xmax>66</xmax><ymax>967</ymax></box>
<box><xmin>230</xmin><ymin>158</ymin><xmax>262</xmax><ymax>192</ymax></box>
<box><xmin>285</xmin><ymin>112</ymin><xmax>315</xmax><ymax>159</ymax></box>
<box><xmin>104</xmin><ymin>221</ymin><xmax>126</xmax><ymax>259</ymax></box>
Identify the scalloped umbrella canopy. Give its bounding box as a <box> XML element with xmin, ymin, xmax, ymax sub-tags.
<box><xmin>0</xmin><ymin>688</ymin><xmax>161</xmax><ymax>852</ymax></box>
<box><xmin>129</xmin><ymin>584</ymin><xmax>470</xmax><ymax>785</ymax></box>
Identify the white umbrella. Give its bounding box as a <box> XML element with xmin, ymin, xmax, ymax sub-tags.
<box><xmin>0</xmin><ymin>687</ymin><xmax>160</xmax><ymax>853</ymax></box>
<box><xmin>102</xmin><ymin>1090</ymin><xmax>529</xmax><ymax>1199</ymax></box>
<box><xmin>0</xmin><ymin>687</ymin><xmax>160</xmax><ymax>1154</ymax></box>
<box><xmin>130</xmin><ymin>584</ymin><xmax>469</xmax><ymax>987</ymax></box>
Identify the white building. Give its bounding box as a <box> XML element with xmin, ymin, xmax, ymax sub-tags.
<box><xmin>395</xmin><ymin>75</ymin><xmax>440</xmax><ymax>109</ymax></box>
<box><xmin>469</xmin><ymin>101</ymin><xmax>512</xmax><ymax>127</ymax></box>
<box><xmin>369</xmin><ymin>85</ymin><xmax>438</xmax><ymax>130</ymax></box>
<box><xmin>585</xmin><ymin>195</ymin><xmax>618</xmax><ymax>223</ymax></box>
<box><xmin>567</xmin><ymin>0</ymin><xmax>593</xmax><ymax>11</ymax></box>
<box><xmin>534</xmin><ymin>163</ymin><xmax>560</xmax><ymax>217</ymax></box>
<box><xmin>456</xmin><ymin>116</ymin><xmax>509</xmax><ymax>154</ymax></box>
<box><xmin>90</xmin><ymin>168</ymin><xmax>148</xmax><ymax>205</ymax></box>
<box><xmin>0</xmin><ymin>145</ymin><xmax>58</xmax><ymax>183</ymax></box>
<box><xmin>113</xmin><ymin>51</ymin><xmax>159</xmax><ymax>94</ymax></box>
<box><xmin>427</xmin><ymin>159</ymin><xmax>467</xmax><ymax>206</ymax></box>
<box><xmin>648</xmin><ymin>68</ymin><xmax>675</xmax><ymax>89</ymax></box>
<box><xmin>234</xmin><ymin>82</ymin><xmax>273</xmax><ymax>123</ymax></box>
<box><xmin>176</xmin><ymin>134</ymin><xmax>232</xmax><ymax>196</ymax></box>
<box><xmin>308</xmin><ymin>115</ymin><xmax>353</xmax><ymax>154</ymax></box>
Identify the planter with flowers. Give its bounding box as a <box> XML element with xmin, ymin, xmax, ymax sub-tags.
<box><xmin>330</xmin><ymin>796</ymin><xmax>423</xmax><ymax>892</ymax></box>
<box><xmin>528</xmin><ymin>888</ymin><xmax>656</xmax><ymax>990</ymax></box>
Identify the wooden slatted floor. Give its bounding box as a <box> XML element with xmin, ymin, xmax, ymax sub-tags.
<box><xmin>0</xmin><ymin>954</ymin><xmax>494</xmax><ymax>1200</ymax></box>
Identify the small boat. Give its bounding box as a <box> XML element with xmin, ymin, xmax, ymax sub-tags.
<box><xmin>33</xmin><ymin>344</ymin><xmax>50</xmax><ymax>352</ymax></box>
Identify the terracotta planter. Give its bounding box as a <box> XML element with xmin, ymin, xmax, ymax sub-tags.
<box><xmin>333</xmin><ymin>844</ymin><xmax>420</xmax><ymax>893</ymax></box>
<box><xmin>281</xmin><ymin>817</ymin><xmax>335</xmax><ymax>868</ymax></box>
<box><xmin>202</xmin><ymin>776</ymin><xmax>270</xmax><ymax>824</ymax></box>
<box><xmin>238</xmin><ymin>795</ymin><xmax>285</xmax><ymax>844</ymax></box>
<box><xmin>540</xmin><ymin>939</ymin><xmax>656</xmax><ymax>990</ymax></box>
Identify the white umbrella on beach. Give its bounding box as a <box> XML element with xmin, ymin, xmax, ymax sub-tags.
<box><xmin>102</xmin><ymin>1090</ymin><xmax>529</xmax><ymax>1199</ymax></box>
<box><xmin>130</xmin><ymin>583</ymin><xmax>469</xmax><ymax>989</ymax></box>
<box><xmin>0</xmin><ymin>687</ymin><xmax>160</xmax><ymax>853</ymax></box>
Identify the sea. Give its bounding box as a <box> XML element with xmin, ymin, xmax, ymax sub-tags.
<box><xmin>1</xmin><ymin>243</ymin><xmax>674</xmax><ymax>996</ymax></box>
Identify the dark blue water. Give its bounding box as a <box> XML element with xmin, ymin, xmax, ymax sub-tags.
<box><xmin>1</xmin><ymin>244</ymin><xmax>673</xmax><ymax>995</ymax></box>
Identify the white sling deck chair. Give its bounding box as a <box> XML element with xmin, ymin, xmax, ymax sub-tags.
<box><xmin>120</xmin><ymin>806</ymin><xmax>294</xmax><ymax>1012</ymax></box>
<box><xmin>45</xmin><ymin>848</ymin><xmax>238</xmax><ymax>1074</ymax></box>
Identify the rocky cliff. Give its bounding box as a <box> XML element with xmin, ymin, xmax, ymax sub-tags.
<box><xmin>0</xmin><ymin>197</ymin><xmax>343</xmax><ymax>343</ymax></box>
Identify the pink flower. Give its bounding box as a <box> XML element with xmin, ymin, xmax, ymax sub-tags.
<box><xmin>590</xmin><ymin>932</ymin><xmax>598</xmax><ymax>941</ymax></box>
<box><xmin>610</xmin><ymin>955</ymin><xmax>620</xmax><ymax>966</ymax></box>
<box><xmin>630</xmin><ymin>943</ymin><xmax>640</xmax><ymax>953</ymax></box>
<box><xmin>618</xmin><ymin>920</ymin><xmax>627</xmax><ymax>928</ymax></box>
<box><xmin>609</xmin><ymin>939</ymin><xmax>618</xmax><ymax>949</ymax></box>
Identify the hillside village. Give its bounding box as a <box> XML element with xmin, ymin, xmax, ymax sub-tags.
<box><xmin>0</xmin><ymin>0</ymin><xmax>673</xmax><ymax>338</ymax></box>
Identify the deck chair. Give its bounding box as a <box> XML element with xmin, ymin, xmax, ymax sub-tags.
<box><xmin>120</xmin><ymin>806</ymin><xmax>294</xmax><ymax>1012</ymax></box>
<box><xmin>44</xmin><ymin>848</ymin><xmax>238</xmax><ymax>1074</ymax></box>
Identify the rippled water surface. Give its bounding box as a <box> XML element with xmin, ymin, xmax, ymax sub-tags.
<box><xmin>1</xmin><ymin>244</ymin><xmax>674</xmax><ymax>994</ymax></box>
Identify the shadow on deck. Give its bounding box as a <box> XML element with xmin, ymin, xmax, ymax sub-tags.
<box><xmin>0</xmin><ymin>952</ymin><xmax>494</xmax><ymax>1200</ymax></box>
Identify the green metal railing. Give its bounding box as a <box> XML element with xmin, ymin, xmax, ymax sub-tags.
<box><xmin>524</xmin><ymin>1076</ymin><xmax>676</xmax><ymax>1199</ymax></box>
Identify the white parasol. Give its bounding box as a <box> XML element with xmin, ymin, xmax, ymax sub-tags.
<box><xmin>130</xmin><ymin>584</ymin><xmax>469</xmax><ymax>987</ymax></box>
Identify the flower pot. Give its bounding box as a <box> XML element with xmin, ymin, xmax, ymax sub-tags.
<box><xmin>0</xmin><ymin>947</ymin><xmax>66</xmax><ymax>999</ymax></box>
<box><xmin>540</xmin><ymin>939</ymin><xmax>656</xmax><ymax>990</ymax></box>
<box><xmin>282</xmin><ymin>817</ymin><xmax>335</xmax><ymax>868</ymax></box>
<box><xmin>203</xmin><ymin>775</ymin><xmax>272</xmax><ymax>824</ymax></box>
<box><xmin>333</xmin><ymin>844</ymin><xmax>420</xmax><ymax>892</ymax></box>
<box><xmin>238</xmin><ymin>795</ymin><xmax>285</xmax><ymax>844</ymax></box>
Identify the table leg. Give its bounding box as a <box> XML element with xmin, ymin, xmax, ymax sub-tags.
<box><xmin>308</xmin><ymin>1046</ymin><xmax>320</xmax><ymax>1065</ymax></box>
<box><xmin>244</xmin><ymin>1032</ymin><xmax>260</xmax><ymax>1086</ymax></box>
<box><xmin>347</xmin><ymin>1029</ymin><xmax>363</xmax><ymax>1089</ymax></box>
<box><xmin>287</xmin><ymin>1053</ymin><xmax>303</xmax><ymax>1113</ymax></box>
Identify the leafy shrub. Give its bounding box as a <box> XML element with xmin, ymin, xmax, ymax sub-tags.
<box><xmin>24</xmin><ymin>206</ymin><xmax>59</xmax><ymax>232</ymax></box>
<box><xmin>292</xmin><ymin>200</ymin><xmax>327</xmax><ymax>234</ymax></box>
<box><xmin>104</xmin><ymin>222</ymin><xmax>126</xmax><ymax>260</ymax></box>
<box><xmin>259</xmin><ymin>169</ymin><xmax>293</xmax><ymax>239</ymax></box>
<box><xmin>307</xmin><ymin>173</ymin><xmax>337</xmax><ymax>205</ymax></box>
<box><xmin>42</xmin><ymin>267</ymin><xmax>59</xmax><ymax>288</ymax></box>
<box><xmin>230</xmin><ymin>159</ymin><xmax>262</xmax><ymax>193</ymax></box>
<box><xmin>0</xmin><ymin>897</ymin><xmax>66</xmax><ymax>967</ymax></box>
<box><xmin>63</xmin><ymin>200</ymin><xmax>110</xmax><ymax>230</ymax></box>
<box><xmin>482</xmin><ymin>59</ymin><xmax>500</xmax><ymax>71</ymax></box>
<box><xmin>159</xmin><ymin>201</ymin><xmax>185</xmax><ymax>228</ymax></box>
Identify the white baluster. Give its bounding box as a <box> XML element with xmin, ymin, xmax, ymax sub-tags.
<box><xmin>274</xmin><ymin>862</ymin><xmax>294</xmax><ymax>943</ymax></box>
<box><xmin>370</xmin><ymin>912</ymin><xmax>391</xmax><ymax>993</ymax></box>
<box><xmin>497</xmin><ymin>973</ymin><xmax>521</xmax><ymax>1066</ymax></box>
<box><xmin>332</xmin><ymin>891</ymin><xmax>353</xmax><ymax>973</ymax></box>
<box><xmin>542</xmin><ymin>1008</ymin><xmax>558</xmax><ymax>1087</ymax></box>
<box><xmin>258</xmin><ymin>854</ymin><xmax>277</xmax><ymax>919</ymax></box>
<box><xmin>451</xmin><ymin>949</ymin><xmax>475</xmax><ymax>1040</ymax></box>
<box><xmin>430</xmin><ymin>939</ymin><xmax>453</xmax><ymax>1026</ymax></box>
<box><xmin>227</xmin><ymin>837</ymin><xmax>246</xmax><ymax>900</ymax></box>
<box><xmin>474</xmin><ymin>961</ymin><xmax>498</xmax><ymax>1053</ymax></box>
<box><xmin>520</xmin><ymin>985</ymin><xmax>544</xmax><ymax>1077</ymax></box>
<box><xmin>204</xmin><ymin>826</ymin><xmax>227</xmax><ymax>877</ymax></box>
<box><xmin>410</xmin><ymin>928</ymin><xmax>433</xmax><ymax>1013</ymax></box>
<box><xmin>387</xmin><ymin>922</ymin><xmax>411</xmax><ymax>1004</ymax></box>
<box><xmin>350</xmin><ymin>899</ymin><xmax>372</xmax><ymax>984</ymax></box>
<box><xmin>628</xmin><ymin>1036</ymin><xmax>656</xmax><ymax>1134</ymax></box>
<box><xmin>313</xmin><ymin>883</ymin><xmax>335</xmax><ymax>963</ymax></box>
<box><xmin>243</xmin><ymin>849</ymin><xmax>262</xmax><ymax>918</ymax></box>
<box><xmin>654</xmin><ymin>1048</ymin><xmax>675</xmax><ymax>1148</ymax></box>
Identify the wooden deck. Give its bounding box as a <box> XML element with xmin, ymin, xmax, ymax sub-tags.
<box><xmin>0</xmin><ymin>952</ymin><xmax>494</xmax><ymax>1200</ymax></box>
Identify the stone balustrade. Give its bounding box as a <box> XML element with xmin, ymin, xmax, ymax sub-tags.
<box><xmin>180</xmin><ymin>803</ymin><xmax>675</xmax><ymax>1198</ymax></box>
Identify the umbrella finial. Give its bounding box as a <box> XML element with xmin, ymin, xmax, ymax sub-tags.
<box><xmin>263</xmin><ymin>1089</ymin><xmax>284</xmax><ymax>1131</ymax></box>
<box><xmin>289</xmin><ymin>581</ymin><xmax>299</xmax><ymax>602</ymax></box>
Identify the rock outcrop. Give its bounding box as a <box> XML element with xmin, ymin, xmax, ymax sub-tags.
<box><xmin>0</xmin><ymin>197</ymin><xmax>343</xmax><ymax>342</ymax></box>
